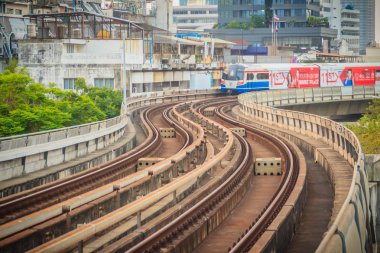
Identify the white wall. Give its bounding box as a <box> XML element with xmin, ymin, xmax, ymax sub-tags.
<box><xmin>190</xmin><ymin>71</ymin><xmax>212</xmax><ymax>90</ymax></box>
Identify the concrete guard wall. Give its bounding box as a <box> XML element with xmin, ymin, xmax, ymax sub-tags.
<box><xmin>238</xmin><ymin>86</ymin><xmax>379</xmax><ymax>253</ymax></box>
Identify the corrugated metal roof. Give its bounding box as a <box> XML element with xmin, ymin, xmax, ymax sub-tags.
<box><xmin>8</xmin><ymin>18</ymin><xmax>29</xmax><ymax>40</ymax></box>
<box><xmin>187</xmin><ymin>37</ymin><xmax>236</xmax><ymax>45</ymax></box>
<box><xmin>155</xmin><ymin>35</ymin><xmax>203</xmax><ymax>46</ymax></box>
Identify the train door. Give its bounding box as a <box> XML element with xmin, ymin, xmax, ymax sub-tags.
<box><xmin>246</xmin><ymin>72</ymin><xmax>254</xmax><ymax>89</ymax></box>
<box><xmin>256</xmin><ymin>71</ymin><xmax>270</xmax><ymax>90</ymax></box>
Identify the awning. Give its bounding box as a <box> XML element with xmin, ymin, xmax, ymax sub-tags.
<box><xmin>154</xmin><ymin>35</ymin><xmax>203</xmax><ymax>46</ymax></box>
<box><xmin>187</xmin><ymin>37</ymin><xmax>236</xmax><ymax>45</ymax></box>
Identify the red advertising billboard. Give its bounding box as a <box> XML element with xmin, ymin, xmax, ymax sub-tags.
<box><xmin>288</xmin><ymin>67</ymin><xmax>319</xmax><ymax>88</ymax></box>
<box><xmin>340</xmin><ymin>67</ymin><xmax>378</xmax><ymax>86</ymax></box>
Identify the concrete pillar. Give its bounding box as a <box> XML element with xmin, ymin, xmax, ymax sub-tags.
<box><xmin>114</xmin><ymin>185</ymin><xmax>121</xmax><ymax>209</ymax></box>
<box><xmin>62</xmin><ymin>205</ymin><xmax>71</xmax><ymax>232</ymax></box>
<box><xmin>137</xmin><ymin>211</ymin><xmax>141</xmax><ymax>228</ymax></box>
<box><xmin>173</xmin><ymin>190</ymin><xmax>177</xmax><ymax>204</ymax></box>
<box><xmin>78</xmin><ymin>240</ymin><xmax>84</xmax><ymax>253</ymax></box>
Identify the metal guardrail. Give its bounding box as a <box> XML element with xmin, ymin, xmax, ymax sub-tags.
<box><xmin>238</xmin><ymin>86</ymin><xmax>378</xmax><ymax>253</ymax></box>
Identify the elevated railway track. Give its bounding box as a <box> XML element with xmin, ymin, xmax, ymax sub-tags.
<box><xmin>0</xmin><ymin>88</ymin><xmax>373</xmax><ymax>253</ymax></box>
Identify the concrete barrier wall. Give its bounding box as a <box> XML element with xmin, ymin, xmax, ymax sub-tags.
<box><xmin>0</xmin><ymin>90</ymin><xmax>220</xmax><ymax>182</ymax></box>
<box><xmin>238</xmin><ymin>86</ymin><xmax>379</xmax><ymax>253</ymax></box>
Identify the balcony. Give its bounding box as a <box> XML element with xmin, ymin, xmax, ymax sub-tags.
<box><xmin>341</xmin><ymin>17</ymin><xmax>359</xmax><ymax>23</ymax></box>
<box><xmin>341</xmin><ymin>26</ymin><xmax>360</xmax><ymax>32</ymax></box>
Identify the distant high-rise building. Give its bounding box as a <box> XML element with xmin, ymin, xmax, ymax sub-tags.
<box><xmin>213</xmin><ymin>0</ymin><xmax>338</xmax><ymax>53</ymax></box>
<box><xmin>174</xmin><ymin>0</ymin><xmax>217</xmax><ymax>32</ymax></box>
<box><xmin>218</xmin><ymin>0</ymin><xmax>266</xmax><ymax>28</ymax></box>
<box><xmin>341</xmin><ymin>0</ymin><xmax>375</xmax><ymax>54</ymax></box>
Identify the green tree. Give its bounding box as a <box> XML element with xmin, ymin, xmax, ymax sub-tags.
<box><xmin>250</xmin><ymin>15</ymin><xmax>266</xmax><ymax>28</ymax></box>
<box><xmin>226</xmin><ymin>20</ymin><xmax>242</xmax><ymax>29</ymax></box>
<box><xmin>0</xmin><ymin>70</ymin><xmax>122</xmax><ymax>137</ymax></box>
<box><xmin>5</xmin><ymin>59</ymin><xmax>18</xmax><ymax>73</ymax></box>
<box><xmin>87</xmin><ymin>87</ymin><xmax>123</xmax><ymax>118</ymax></box>
<box><xmin>286</xmin><ymin>18</ymin><xmax>297</xmax><ymax>28</ymax></box>
<box><xmin>0</xmin><ymin>69</ymin><xmax>32</xmax><ymax>110</ymax></box>
<box><xmin>307</xmin><ymin>16</ymin><xmax>329</xmax><ymax>27</ymax></box>
<box><xmin>348</xmin><ymin>99</ymin><xmax>380</xmax><ymax>154</ymax></box>
<box><xmin>75</xmin><ymin>77</ymin><xmax>88</xmax><ymax>94</ymax></box>
<box><xmin>69</xmin><ymin>95</ymin><xmax>107</xmax><ymax>125</ymax></box>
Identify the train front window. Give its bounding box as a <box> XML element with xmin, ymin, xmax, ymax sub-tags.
<box><xmin>226</xmin><ymin>65</ymin><xmax>244</xmax><ymax>80</ymax></box>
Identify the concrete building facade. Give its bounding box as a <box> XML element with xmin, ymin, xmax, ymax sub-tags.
<box><xmin>340</xmin><ymin>6</ymin><xmax>360</xmax><ymax>55</ymax></box>
<box><xmin>216</xmin><ymin>0</ymin><xmax>338</xmax><ymax>52</ymax></box>
<box><xmin>341</xmin><ymin>0</ymin><xmax>375</xmax><ymax>54</ymax></box>
<box><xmin>218</xmin><ymin>0</ymin><xmax>266</xmax><ymax>28</ymax></box>
<box><xmin>173</xmin><ymin>2</ymin><xmax>217</xmax><ymax>32</ymax></box>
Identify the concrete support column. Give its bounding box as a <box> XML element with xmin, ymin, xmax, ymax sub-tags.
<box><xmin>114</xmin><ymin>185</ymin><xmax>121</xmax><ymax>209</ymax></box>
<box><xmin>173</xmin><ymin>190</ymin><xmax>177</xmax><ymax>204</ymax></box>
<box><xmin>137</xmin><ymin>211</ymin><xmax>141</xmax><ymax>228</ymax></box>
<box><xmin>62</xmin><ymin>205</ymin><xmax>71</xmax><ymax>232</ymax></box>
<box><xmin>78</xmin><ymin>241</ymin><xmax>84</xmax><ymax>253</ymax></box>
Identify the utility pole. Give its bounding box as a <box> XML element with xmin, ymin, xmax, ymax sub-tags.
<box><xmin>122</xmin><ymin>32</ymin><xmax>128</xmax><ymax>114</ymax></box>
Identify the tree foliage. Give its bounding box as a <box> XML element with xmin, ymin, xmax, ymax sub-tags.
<box><xmin>250</xmin><ymin>15</ymin><xmax>266</xmax><ymax>28</ymax></box>
<box><xmin>0</xmin><ymin>67</ymin><xmax>122</xmax><ymax>137</ymax></box>
<box><xmin>347</xmin><ymin>99</ymin><xmax>380</xmax><ymax>154</ymax></box>
<box><xmin>226</xmin><ymin>15</ymin><xmax>266</xmax><ymax>30</ymax></box>
<box><xmin>306</xmin><ymin>16</ymin><xmax>329</xmax><ymax>27</ymax></box>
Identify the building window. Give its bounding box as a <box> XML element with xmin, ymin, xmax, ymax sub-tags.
<box><xmin>67</xmin><ymin>44</ymin><xmax>74</xmax><ymax>53</ymax></box>
<box><xmin>64</xmin><ymin>78</ymin><xmax>76</xmax><ymax>90</ymax></box>
<box><xmin>6</xmin><ymin>8</ymin><xmax>14</xmax><ymax>14</ymax></box>
<box><xmin>293</xmin><ymin>0</ymin><xmax>306</xmax><ymax>3</ymax></box>
<box><xmin>94</xmin><ymin>78</ymin><xmax>114</xmax><ymax>88</ymax></box>
<box><xmin>15</xmin><ymin>9</ymin><xmax>22</xmax><ymax>15</ymax></box>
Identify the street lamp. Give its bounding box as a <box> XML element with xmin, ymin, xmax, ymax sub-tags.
<box><xmin>122</xmin><ymin>31</ymin><xmax>128</xmax><ymax>114</ymax></box>
<box><xmin>240</xmin><ymin>28</ymin><xmax>243</xmax><ymax>63</ymax></box>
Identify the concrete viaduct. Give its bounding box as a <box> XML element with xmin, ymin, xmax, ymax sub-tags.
<box><xmin>0</xmin><ymin>87</ymin><xmax>379</xmax><ymax>252</ymax></box>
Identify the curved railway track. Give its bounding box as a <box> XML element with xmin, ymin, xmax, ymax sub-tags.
<box><xmin>0</xmin><ymin>103</ymin><xmax>194</xmax><ymax>242</ymax></box>
<box><xmin>1</xmin><ymin>98</ymin><xmax>303</xmax><ymax>253</ymax></box>
<box><xmin>127</xmin><ymin>131</ymin><xmax>252</xmax><ymax>253</ymax></box>
<box><xmin>215</xmin><ymin>102</ymin><xmax>300</xmax><ymax>252</ymax></box>
<box><xmin>125</xmin><ymin>99</ymin><xmax>300</xmax><ymax>253</ymax></box>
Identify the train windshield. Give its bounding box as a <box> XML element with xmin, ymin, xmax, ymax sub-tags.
<box><xmin>223</xmin><ymin>65</ymin><xmax>245</xmax><ymax>80</ymax></box>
